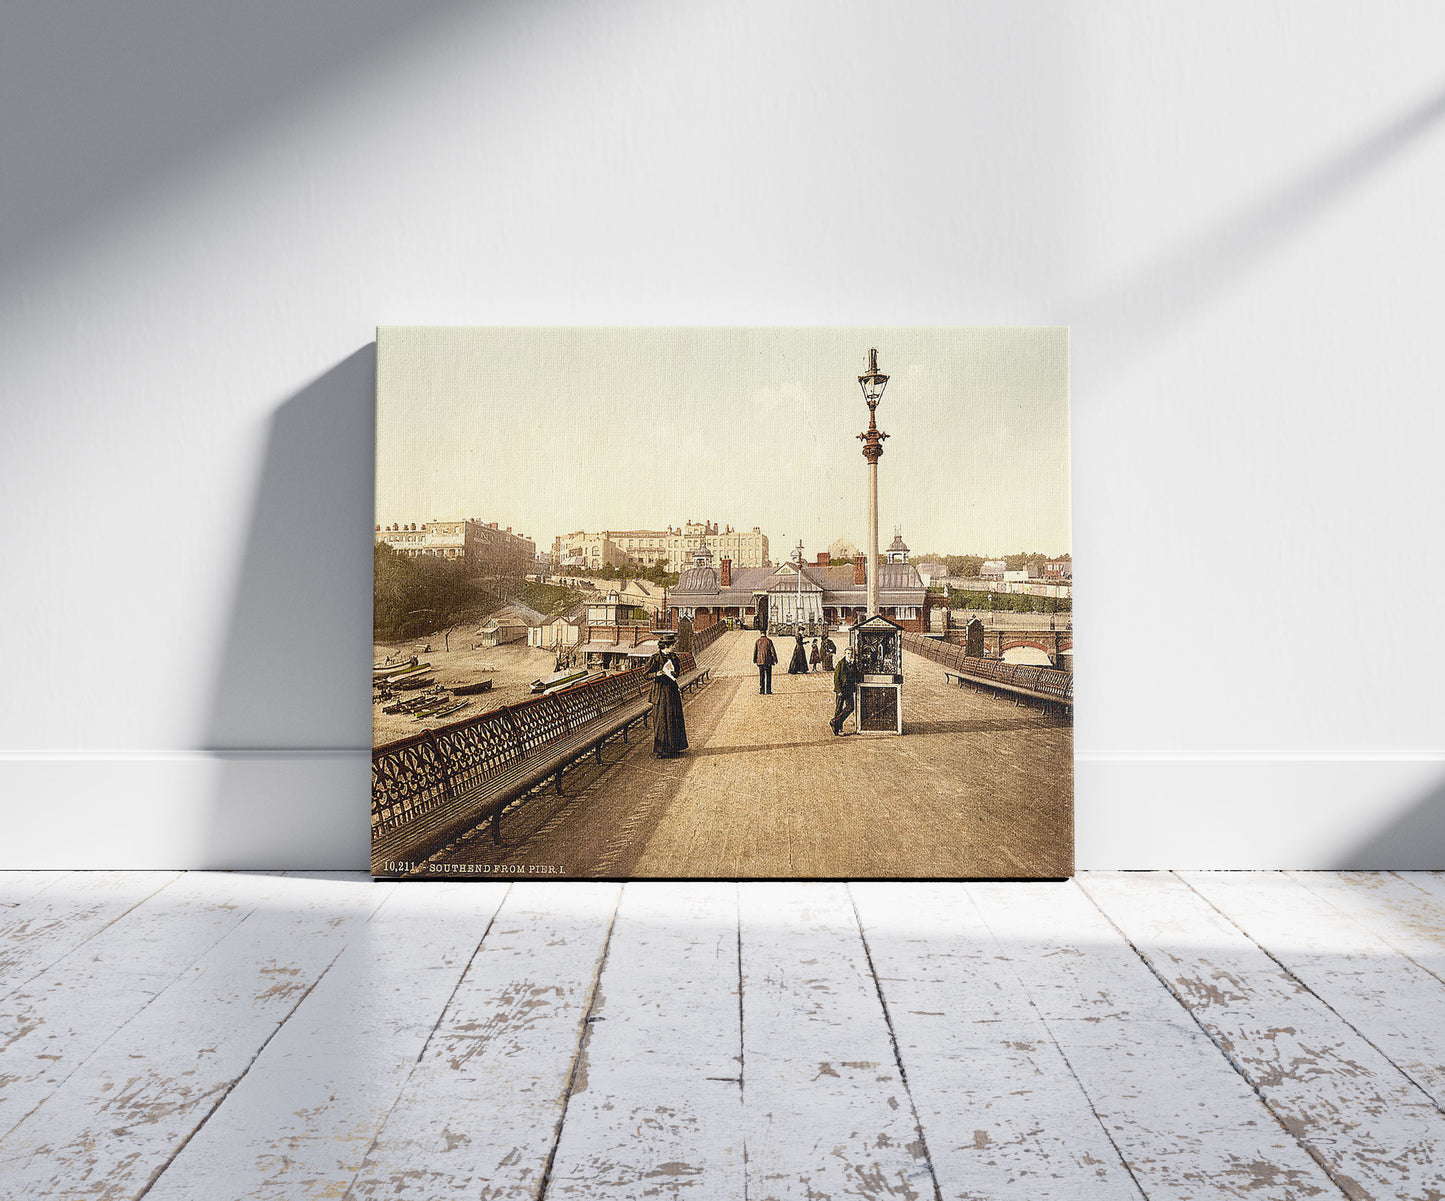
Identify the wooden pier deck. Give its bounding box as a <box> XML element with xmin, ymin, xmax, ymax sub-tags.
<box><xmin>3</xmin><ymin>870</ymin><xmax>1445</xmax><ymax>1197</ymax></box>
<box><xmin>417</xmin><ymin>629</ymin><xmax>1072</xmax><ymax>879</ymax></box>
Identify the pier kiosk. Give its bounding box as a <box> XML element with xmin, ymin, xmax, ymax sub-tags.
<box><xmin>851</xmin><ymin>614</ymin><xmax>904</xmax><ymax>734</ymax></box>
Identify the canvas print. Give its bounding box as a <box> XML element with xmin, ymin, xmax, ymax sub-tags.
<box><xmin>373</xmin><ymin>327</ymin><xmax>1072</xmax><ymax>879</ymax></box>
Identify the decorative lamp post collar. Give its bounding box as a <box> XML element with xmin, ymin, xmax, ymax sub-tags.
<box><xmin>857</xmin><ymin>347</ymin><xmax>889</xmax><ymax>465</ymax></box>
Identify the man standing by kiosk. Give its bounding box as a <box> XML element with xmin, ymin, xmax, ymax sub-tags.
<box><xmin>830</xmin><ymin>645</ymin><xmax>861</xmax><ymax>735</ymax></box>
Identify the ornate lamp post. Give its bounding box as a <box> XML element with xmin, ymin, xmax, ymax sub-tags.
<box><xmin>856</xmin><ymin>348</ymin><xmax>889</xmax><ymax>617</ymax></box>
<box><xmin>848</xmin><ymin>348</ymin><xmax>904</xmax><ymax>735</ymax></box>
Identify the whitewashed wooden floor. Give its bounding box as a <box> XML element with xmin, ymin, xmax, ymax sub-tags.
<box><xmin>2</xmin><ymin>873</ymin><xmax>1445</xmax><ymax>1199</ymax></box>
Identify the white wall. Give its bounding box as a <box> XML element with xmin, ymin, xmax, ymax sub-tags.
<box><xmin>3</xmin><ymin>1</ymin><xmax>1443</xmax><ymax>869</ymax></box>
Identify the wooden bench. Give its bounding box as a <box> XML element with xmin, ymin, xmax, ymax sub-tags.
<box><xmin>943</xmin><ymin>657</ymin><xmax>1073</xmax><ymax>715</ymax></box>
<box><xmin>907</xmin><ymin>633</ymin><xmax>1072</xmax><ymax>716</ymax></box>
<box><xmin>372</xmin><ymin>653</ymin><xmax>710</xmax><ymax>872</ymax></box>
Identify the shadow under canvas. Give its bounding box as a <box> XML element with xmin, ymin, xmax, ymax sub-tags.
<box><xmin>200</xmin><ymin>346</ymin><xmax>376</xmax><ymax>869</ymax></box>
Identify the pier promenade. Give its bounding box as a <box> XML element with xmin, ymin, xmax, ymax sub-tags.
<box><xmin>422</xmin><ymin>629</ymin><xmax>1072</xmax><ymax>878</ymax></box>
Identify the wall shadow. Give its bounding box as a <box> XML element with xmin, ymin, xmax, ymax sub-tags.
<box><xmin>1072</xmin><ymin>82</ymin><xmax>1445</xmax><ymax>382</ymax></box>
<box><xmin>1334</xmin><ymin>773</ymin><xmax>1445</xmax><ymax>870</ymax></box>
<box><xmin>0</xmin><ymin>0</ymin><xmax>474</xmax><ymax>279</ymax></box>
<box><xmin>201</xmin><ymin>346</ymin><xmax>376</xmax><ymax>867</ymax></box>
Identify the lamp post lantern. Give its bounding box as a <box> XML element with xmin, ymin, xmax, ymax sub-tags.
<box><xmin>856</xmin><ymin>348</ymin><xmax>889</xmax><ymax>617</ymax></box>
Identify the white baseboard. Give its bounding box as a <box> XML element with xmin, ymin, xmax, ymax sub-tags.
<box><xmin>1</xmin><ymin>752</ymin><xmax>1442</xmax><ymax>871</ymax></box>
<box><xmin>0</xmin><ymin>752</ymin><xmax>369</xmax><ymax>871</ymax></box>
<box><xmin>1076</xmin><ymin>753</ymin><xmax>1445</xmax><ymax>870</ymax></box>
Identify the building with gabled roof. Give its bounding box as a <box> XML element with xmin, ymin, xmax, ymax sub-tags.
<box><xmin>666</xmin><ymin>539</ymin><xmax>932</xmax><ymax>632</ymax></box>
<box><xmin>527</xmin><ymin>614</ymin><xmax>582</xmax><ymax>650</ymax></box>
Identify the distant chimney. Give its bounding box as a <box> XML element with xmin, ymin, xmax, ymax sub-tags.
<box><xmin>816</xmin><ymin>551</ymin><xmax>831</xmax><ymax>567</ymax></box>
<box><xmin>720</xmin><ymin>557</ymin><xmax>732</xmax><ymax>586</ymax></box>
<box><xmin>854</xmin><ymin>554</ymin><xmax>866</xmax><ymax>586</ymax></box>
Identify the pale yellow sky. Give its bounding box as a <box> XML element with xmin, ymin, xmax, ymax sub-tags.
<box><xmin>376</xmin><ymin>327</ymin><xmax>1070</xmax><ymax>559</ymax></box>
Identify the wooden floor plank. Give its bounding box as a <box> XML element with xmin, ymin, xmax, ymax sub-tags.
<box><xmin>0</xmin><ymin>870</ymin><xmax>69</xmax><ymax>908</ymax></box>
<box><xmin>345</xmin><ymin>882</ymin><xmax>621</xmax><ymax>1199</ymax></box>
<box><xmin>144</xmin><ymin>881</ymin><xmax>509</xmax><ymax>1200</ymax></box>
<box><xmin>1287</xmin><ymin>872</ymin><xmax>1445</xmax><ymax>978</ymax></box>
<box><xmin>0</xmin><ymin>871</ymin><xmax>182</xmax><ymax>1001</ymax></box>
<box><xmin>0</xmin><ymin>873</ymin><xmax>391</xmax><ymax>1199</ymax></box>
<box><xmin>1085</xmin><ymin>871</ymin><xmax>1445</xmax><ymax>1200</ymax></box>
<box><xmin>0</xmin><ymin>872</ymin><xmax>293</xmax><ymax>1141</ymax></box>
<box><xmin>738</xmin><ymin>882</ymin><xmax>938</xmax><ymax>1201</ymax></box>
<box><xmin>5</xmin><ymin>870</ymin><xmax>1443</xmax><ymax>1201</ymax></box>
<box><xmin>1392</xmin><ymin>872</ymin><xmax>1445</xmax><ymax>913</ymax></box>
<box><xmin>972</xmin><ymin>881</ymin><xmax>1341</xmax><ymax>1200</ymax></box>
<box><xmin>543</xmin><ymin>882</ymin><xmax>744</xmax><ymax>1198</ymax></box>
<box><xmin>851</xmin><ymin>882</ymin><xmax>1143</xmax><ymax>1200</ymax></box>
<box><xmin>1184</xmin><ymin>871</ymin><xmax>1445</xmax><ymax>1112</ymax></box>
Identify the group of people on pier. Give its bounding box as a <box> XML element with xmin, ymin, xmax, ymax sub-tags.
<box><xmin>646</xmin><ymin>624</ymin><xmax>867</xmax><ymax>761</ymax></box>
<box><xmin>752</xmin><ymin>628</ymin><xmax>862</xmax><ymax>736</ymax></box>
<box><xmin>755</xmin><ymin>630</ymin><xmax>837</xmax><ymax>692</ymax></box>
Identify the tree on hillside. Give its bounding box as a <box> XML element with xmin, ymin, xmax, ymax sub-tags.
<box><xmin>915</xmin><ymin>553</ymin><xmax>987</xmax><ymax>578</ymax></box>
<box><xmin>374</xmin><ymin>544</ymin><xmax>492</xmax><ymax>640</ymax></box>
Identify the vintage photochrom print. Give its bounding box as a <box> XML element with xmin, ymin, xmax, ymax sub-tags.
<box><xmin>372</xmin><ymin>327</ymin><xmax>1072</xmax><ymax>879</ymax></box>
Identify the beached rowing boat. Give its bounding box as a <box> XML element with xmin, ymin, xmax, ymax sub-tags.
<box><xmin>412</xmin><ymin>699</ymin><xmax>468</xmax><ymax>722</ymax></box>
<box><xmin>381</xmin><ymin>687</ymin><xmax>446</xmax><ymax>714</ymax></box>
<box><xmin>451</xmin><ymin>679</ymin><xmax>493</xmax><ymax>696</ymax></box>
<box><xmin>380</xmin><ymin>662</ymin><xmax>431</xmax><ymax>683</ymax></box>
<box><xmin>529</xmin><ymin>667</ymin><xmax>589</xmax><ymax>694</ymax></box>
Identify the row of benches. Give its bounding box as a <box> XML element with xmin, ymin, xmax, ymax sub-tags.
<box><xmin>371</xmin><ymin>652</ymin><xmax>710</xmax><ymax>874</ymax></box>
<box><xmin>902</xmin><ymin>633</ymin><xmax>1073</xmax><ymax>714</ymax></box>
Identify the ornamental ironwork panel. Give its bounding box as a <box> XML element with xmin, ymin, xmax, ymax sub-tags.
<box><xmin>593</xmin><ymin>673</ymin><xmax>628</xmax><ymax>711</ymax></box>
<box><xmin>555</xmin><ymin>685</ymin><xmax>603</xmax><ymax>730</ymax></box>
<box><xmin>507</xmin><ymin>697</ymin><xmax>566</xmax><ymax>754</ymax></box>
<box><xmin>433</xmin><ymin>714</ymin><xmax>521</xmax><ymax>797</ymax></box>
<box><xmin>372</xmin><ymin>734</ymin><xmax>449</xmax><ymax>832</ymax></box>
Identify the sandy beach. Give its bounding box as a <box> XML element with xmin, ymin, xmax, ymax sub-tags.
<box><xmin>371</xmin><ymin>635</ymin><xmax>567</xmax><ymax>746</ymax></box>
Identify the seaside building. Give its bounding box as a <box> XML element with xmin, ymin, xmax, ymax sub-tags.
<box><xmin>554</xmin><ymin>520</ymin><xmax>769</xmax><ymax>573</ymax></box>
<box><xmin>528</xmin><ymin>615</ymin><xmax>582</xmax><ymax>650</ymax></box>
<box><xmin>375</xmin><ymin>519</ymin><xmax>536</xmax><ymax>576</ymax></box>
<box><xmin>667</xmin><ymin>538</ymin><xmax>931</xmax><ymax>632</ymax></box>
<box><xmin>553</xmin><ymin>533</ymin><xmax>629</xmax><ymax>571</ymax></box>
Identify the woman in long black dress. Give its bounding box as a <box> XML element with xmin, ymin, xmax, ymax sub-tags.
<box><xmin>787</xmin><ymin>631</ymin><xmax>809</xmax><ymax>674</ymax></box>
<box><xmin>651</xmin><ymin>641</ymin><xmax>688</xmax><ymax>759</ymax></box>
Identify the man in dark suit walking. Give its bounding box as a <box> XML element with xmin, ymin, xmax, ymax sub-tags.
<box><xmin>830</xmin><ymin>646</ymin><xmax>861</xmax><ymax>735</ymax></box>
<box><xmin>753</xmin><ymin>629</ymin><xmax>778</xmax><ymax>694</ymax></box>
